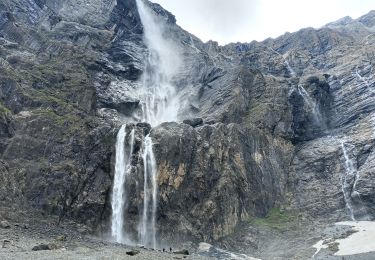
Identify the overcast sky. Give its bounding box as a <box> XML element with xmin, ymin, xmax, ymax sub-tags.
<box><xmin>151</xmin><ymin>0</ymin><xmax>375</xmax><ymax>45</ymax></box>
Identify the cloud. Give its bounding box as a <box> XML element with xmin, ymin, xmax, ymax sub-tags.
<box><xmin>151</xmin><ymin>0</ymin><xmax>375</xmax><ymax>44</ymax></box>
<box><xmin>152</xmin><ymin>0</ymin><xmax>258</xmax><ymax>43</ymax></box>
<box><xmin>194</xmin><ymin>0</ymin><xmax>257</xmax><ymax>42</ymax></box>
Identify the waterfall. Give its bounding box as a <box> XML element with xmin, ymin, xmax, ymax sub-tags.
<box><xmin>268</xmin><ymin>47</ymin><xmax>296</xmax><ymax>77</ymax></box>
<box><xmin>340</xmin><ymin>141</ymin><xmax>357</xmax><ymax>220</ymax></box>
<box><xmin>111</xmin><ymin>126</ymin><xmax>135</xmax><ymax>243</ymax></box>
<box><xmin>110</xmin><ymin>0</ymin><xmax>181</xmax><ymax>247</ymax></box>
<box><xmin>285</xmin><ymin>60</ymin><xmax>296</xmax><ymax>77</ymax></box>
<box><xmin>298</xmin><ymin>85</ymin><xmax>323</xmax><ymax>125</ymax></box>
<box><xmin>340</xmin><ymin>141</ymin><xmax>371</xmax><ymax>220</ymax></box>
<box><xmin>136</xmin><ymin>0</ymin><xmax>180</xmax><ymax>127</ymax></box>
<box><xmin>139</xmin><ymin>135</ymin><xmax>158</xmax><ymax>248</ymax></box>
<box><xmin>109</xmin><ymin>0</ymin><xmax>180</xmax><ymax>248</ymax></box>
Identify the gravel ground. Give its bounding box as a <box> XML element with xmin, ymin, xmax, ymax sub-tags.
<box><xmin>1</xmin><ymin>207</ymin><xmax>375</xmax><ymax>260</ymax></box>
<box><xmin>0</xmin><ymin>224</ymin><xmax>207</xmax><ymax>260</ymax></box>
<box><xmin>0</xmin><ymin>208</ymin><xmax>207</xmax><ymax>260</ymax></box>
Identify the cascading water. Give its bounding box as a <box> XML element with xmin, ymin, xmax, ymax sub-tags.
<box><xmin>340</xmin><ymin>141</ymin><xmax>356</xmax><ymax>220</ymax></box>
<box><xmin>298</xmin><ymin>85</ymin><xmax>323</xmax><ymax>125</ymax></box>
<box><xmin>136</xmin><ymin>0</ymin><xmax>180</xmax><ymax>127</ymax></box>
<box><xmin>111</xmin><ymin>126</ymin><xmax>135</xmax><ymax>243</ymax></box>
<box><xmin>111</xmin><ymin>0</ymin><xmax>181</xmax><ymax>248</ymax></box>
<box><xmin>268</xmin><ymin>47</ymin><xmax>296</xmax><ymax>77</ymax></box>
<box><xmin>285</xmin><ymin>60</ymin><xmax>296</xmax><ymax>78</ymax></box>
<box><xmin>131</xmin><ymin>0</ymin><xmax>181</xmax><ymax>248</ymax></box>
<box><xmin>139</xmin><ymin>135</ymin><xmax>158</xmax><ymax>248</ymax></box>
<box><xmin>340</xmin><ymin>141</ymin><xmax>370</xmax><ymax>221</ymax></box>
<box><xmin>268</xmin><ymin>48</ymin><xmax>325</xmax><ymax>128</ymax></box>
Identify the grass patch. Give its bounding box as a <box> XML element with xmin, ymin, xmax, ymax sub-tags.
<box><xmin>32</xmin><ymin>108</ymin><xmax>88</xmax><ymax>138</ymax></box>
<box><xmin>23</xmin><ymin>88</ymin><xmax>74</xmax><ymax>110</ymax></box>
<box><xmin>247</xmin><ymin>208</ymin><xmax>300</xmax><ymax>231</ymax></box>
<box><xmin>0</xmin><ymin>102</ymin><xmax>11</xmax><ymax>118</ymax></box>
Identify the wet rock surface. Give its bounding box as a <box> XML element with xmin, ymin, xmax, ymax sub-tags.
<box><xmin>0</xmin><ymin>0</ymin><xmax>375</xmax><ymax>259</ymax></box>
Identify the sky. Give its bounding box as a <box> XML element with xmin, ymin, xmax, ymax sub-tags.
<box><xmin>151</xmin><ymin>0</ymin><xmax>375</xmax><ymax>45</ymax></box>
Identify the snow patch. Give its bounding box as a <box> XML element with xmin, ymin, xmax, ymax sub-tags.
<box><xmin>334</xmin><ymin>221</ymin><xmax>375</xmax><ymax>256</ymax></box>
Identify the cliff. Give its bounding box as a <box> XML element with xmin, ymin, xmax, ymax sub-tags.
<box><xmin>0</xmin><ymin>0</ymin><xmax>375</xmax><ymax>258</ymax></box>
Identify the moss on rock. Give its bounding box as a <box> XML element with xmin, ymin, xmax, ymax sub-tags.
<box><xmin>0</xmin><ymin>102</ymin><xmax>11</xmax><ymax>119</ymax></box>
<box><xmin>247</xmin><ymin>208</ymin><xmax>301</xmax><ymax>231</ymax></box>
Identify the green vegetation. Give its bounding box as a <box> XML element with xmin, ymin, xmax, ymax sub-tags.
<box><xmin>247</xmin><ymin>208</ymin><xmax>301</xmax><ymax>231</ymax></box>
<box><xmin>0</xmin><ymin>102</ymin><xmax>11</xmax><ymax>118</ymax></box>
<box><xmin>23</xmin><ymin>88</ymin><xmax>75</xmax><ymax>111</ymax></box>
<box><xmin>32</xmin><ymin>108</ymin><xmax>89</xmax><ymax>138</ymax></box>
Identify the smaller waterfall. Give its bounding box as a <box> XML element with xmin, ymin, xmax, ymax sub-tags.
<box><xmin>139</xmin><ymin>135</ymin><xmax>158</xmax><ymax>249</ymax></box>
<box><xmin>298</xmin><ymin>85</ymin><xmax>323</xmax><ymax>125</ymax></box>
<box><xmin>340</xmin><ymin>141</ymin><xmax>371</xmax><ymax>220</ymax></box>
<box><xmin>268</xmin><ymin>47</ymin><xmax>296</xmax><ymax>77</ymax></box>
<box><xmin>340</xmin><ymin>141</ymin><xmax>357</xmax><ymax>220</ymax></box>
<box><xmin>285</xmin><ymin>60</ymin><xmax>296</xmax><ymax>77</ymax></box>
<box><xmin>111</xmin><ymin>126</ymin><xmax>135</xmax><ymax>243</ymax></box>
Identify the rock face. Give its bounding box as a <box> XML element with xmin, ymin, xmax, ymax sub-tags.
<box><xmin>151</xmin><ymin>122</ymin><xmax>291</xmax><ymax>241</ymax></box>
<box><xmin>0</xmin><ymin>0</ymin><xmax>375</xmax><ymax>249</ymax></box>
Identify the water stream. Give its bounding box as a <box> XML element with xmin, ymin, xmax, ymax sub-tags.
<box><xmin>340</xmin><ymin>141</ymin><xmax>357</xmax><ymax>220</ymax></box>
<box><xmin>135</xmin><ymin>0</ymin><xmax>182</xmax><ymax>248</ymax></box>
<box><xmin>111</xmin><ymin>126</ymin><xmax>135</xmax><ymax>243</ymax></box>
<box><xmin>268</xmin><ymin>47</ymin><xmax>296</xmax><ymax>77</ymax></box>
<box><xmin>139</xmin><ymin>135</ymin><xmax>158</xmax><ymax>248</ymax></box>
<box><xmin>297</xmin><ymin>85</ymin><xmax>323</xmax><ymax>125</ymax></box>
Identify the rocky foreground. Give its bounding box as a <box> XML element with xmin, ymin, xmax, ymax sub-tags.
<box><xmin>0</xmin><ymin>207</ymin><xmax>202</xmax><ymax>260</ymax></box>
<box><xmin>1</xmin><ymin>206</ymin><xmax>375</xmax><ymax>260</ymax></box>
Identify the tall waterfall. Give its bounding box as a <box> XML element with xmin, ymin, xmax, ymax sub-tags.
<box><xmin>110</xmin><ymin>0</ymin><xmax>181</xmax><ymax>248</ymax></box>
<box><xmin>134</xmin><ymin>0</ymin><xmax>181</xmax><ymax>248</ymax></box>
<box><xmin>111</xmin><ymin>126</ymin><xmax>135</xmax><ymax>243</ymax></box>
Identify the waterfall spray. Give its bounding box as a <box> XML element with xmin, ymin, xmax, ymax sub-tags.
<box><xmin>136</xmin><ymin>0</ymin><xmax>181</xmax><ymax>126</ymax></box>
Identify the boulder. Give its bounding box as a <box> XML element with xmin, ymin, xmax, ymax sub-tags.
<box><xmin>2</xmin><ymin>239</ymin><xmax>11</xmax><ymax>248</ymax></box>
<box><xmin>126</xmin><ymin>250</ymin><xmax>140</xmax><ymax>256</ymax></box>
<box><xmin>0</xmin><ymin>220</ymin><xmax>10</xmax><ymax>229</ymax></box>
<box><xmin>183</xmin><ymin>118</ymin><xmax>203</xmax><ymax>127</ymax></box>
<box><xmin>173</xmin><ymin>249</ymin><xmax>189</xmax><ymax>255</ymax></box>
<box><xmin>32</xmin><ymin>244</ymin><xmax>50</xmax><ymax>251</ymax></box>
<box><xmin>32</xmin><ymin>243</ymin><xmax>60</xmax><ymax>251</ymax></box>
